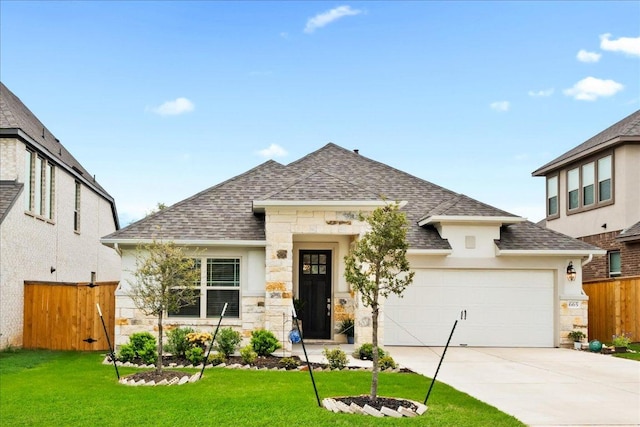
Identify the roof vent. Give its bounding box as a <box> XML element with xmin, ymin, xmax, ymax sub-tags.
<box><xmin>42</xmin><ymin>127</ymin><xmax>45</xmax><ymax>138</ymax></box>
<box><xmin>353</xmin><ymin>149</ymin><xmax>359</xmax><ymax>154</ymax></box>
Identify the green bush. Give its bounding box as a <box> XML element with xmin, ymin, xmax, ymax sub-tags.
<box><xmin>323</xmin><ymin>347</ymin><xmax>348</xmax><ymax>370</ymax></box>
<box><xmin>279</xmin><ymin>357</ymin><xmax>300</xmax><ymax>370</ymax></box>
<box><xmin>165</xmin><ymin>327</ymin><xmax>195</xmax><ymax>358</ymax></box>
<box><xmin>378</xmin><ymin>355</ymin><xmax>397</xmax><ymax>370</ymax></box>
<box><xmin>240</xmin><ymin>345</ymin><xmax>257</xmax><ymax>365</ymax></box>
<box><xmin>208</xmin><ymin>352</ymin><xmax>227</xmax><ymax>366</ymax></box>
<box><xmin>250</xmin><ymin>329</ymin><xmax>281</xmax><ymax>356</ymax></box>
<box><xmin>117</xmin><ymin>332</ymin><xmax>158</xmax><ymax>364</ymax></box>
<box><xmin>354</xmin><ymin>343</ymin><xmax>386</xmax><ymax>361</ymax></box>
<box><xmin>185</xmin><ymin>346</ymin><xmax>205</xmax><ymax>365</ymax></box>
<box><xmin>215</xmin><ymin>328</ymin><xmax>242</xmax><ymax>358</ymax></box>
<box><xmin>612</xmin><ymin>334</ymin><xmax>631</xmax><ymax>347</ymax></box>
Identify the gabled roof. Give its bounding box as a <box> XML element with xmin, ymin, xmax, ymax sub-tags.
<box><xmin>0</xmin><ymin>180</ymin><xmax>23</xmax><ymax>224</ymax></box>
<box><xmin>0</xmin><ymin>82</ymin><xmax>119</xmax><ymax>228</ymax></box>
<box><xmin>104</xmin><ymin>143</ymin><xmax>598</xmax><ymax>253</ymax></box>
<box><xmin>533</xmin><ymin>109</ymin><xmax>640</xmax><ymax>176</ymax></box>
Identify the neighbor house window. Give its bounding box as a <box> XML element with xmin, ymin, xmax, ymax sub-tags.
<box><xmin>74</xmin><ymin>181</ymin><xmax>81</xmax><ymax>232</ymax></box>
<box><xmin>608</xmin><ymin>251</ymin><xmax>621</xmax><ymax>277</ymax></box>
<box><xmin>565</xmin><ymin>153</ymin><xmax>613</xmax><ymax>213</ymax></box>
<box><xmin>169</xmin><ymin>258</ymin><xmax>240</xmax><ymax>318</ymax></box>
<box><xmin>24</xmin><ymin>150</ymin><xmax>55</xmax><ymax>220</ymax></box>
<box><xmin>546</xmin><ymin>175</ymin><xmax>558</xmax><ymax>217</ymax></box>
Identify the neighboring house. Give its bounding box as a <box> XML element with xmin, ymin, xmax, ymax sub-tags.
<box><xmin>103</xmin><ymin>143</ymin><xmax>602</xmax><ymax>350</ymax></box>
<box><xmin>532</xmin><ymin>110</ymin><xmax>640</xmax><ymax>281</ymax></box>
<box><xmin>0</xmin><ymin>82</ymin><xmax>121</xmax><ymax>349</ymax></box>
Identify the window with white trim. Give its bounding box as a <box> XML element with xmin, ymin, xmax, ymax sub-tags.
<box><xmin>169</xmin><ymin>258</ymin><xmax>240</xmax><ymax>318</ymax></box>
<box><xmin>608</xmin><ymin>251</ymin><xmax>621</xmax><ymax>277</ymax></box>
<box><xmin>546</xmin><ymin>175</ymin><xmax>558</xmax><ymax>217</ymax></box>
<box><xmin>566</xmin><ymin>153</ymin><xmax>613</xmax><ymax>213</ymax></box>
<box><xmin>24</xmin><ymin>149</ymin><xmax>55</xmax><ymax>220</ymax></box>
<box><xmin>74</xmin><ymin>181</ymin><xmax>81</xmax><ymax>232</ymax></box>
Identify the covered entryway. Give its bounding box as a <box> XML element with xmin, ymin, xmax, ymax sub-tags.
<box><xmin>298</xmin><ymin>250</ymin><xmax>332</xmax><ymax>339</ymax></box>
<box><xmin>384</xmin><ymin>270</ymin><xmax>554</xmax><ymax>347</ymax></box>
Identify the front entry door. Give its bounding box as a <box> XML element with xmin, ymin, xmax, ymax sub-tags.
<box><xmin>299</xmin><ymin>250</ymin><xmax>332</xmax><ymax>339</ymax></box>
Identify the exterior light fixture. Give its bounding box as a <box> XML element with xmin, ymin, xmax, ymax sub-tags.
<box><xmin>566</xmin><ymin>261</ymin><xmax>577</xmax><ymax>281</ymax></box>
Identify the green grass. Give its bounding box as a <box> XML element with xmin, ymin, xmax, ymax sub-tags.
<box><xmin>0</xmin><ymin>350</ymin><xmax>524</xmax><ymax>426</ymax></box>
<box><xmin>612</xmin><ymin>342</ymin><xmax>640</xmax><ymax>361</ymax></box>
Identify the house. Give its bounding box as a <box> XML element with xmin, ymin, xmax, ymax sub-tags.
<box><xmin>102</xmin><ymin>143</ymin><xmax>603</xmax><ymax>350</ymax></box>
<box><xmin>0</xmin><ymin>82</ymin><xmax>121</xmax><ymax>349</ymax></box>
<box><xmin>532</xmin><ymin>110</ymin><xmax>640</xmax><ymax>281</ymax></box>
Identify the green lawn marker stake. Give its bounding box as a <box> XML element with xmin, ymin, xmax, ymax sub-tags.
<box><xmin>96</xmin><ymin>303</ymin><xmax>120</xmax><ymax>380</ymax></box>
<box><xmin>200</xmin><ymin>302</ymin><xmax>228</xmax><ymax>379</ymax></box>
<box><xmin>293</xmin><ymin>307</ymin><xmax>322</xmax><ymax>407</ymax></box>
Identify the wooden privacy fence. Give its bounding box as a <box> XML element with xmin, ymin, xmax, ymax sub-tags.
<box><xmin>23</xmin><ymin>281</ymin><xmax>118</xmax><ymax>351</ymax></box>
<box><xmin>583</xmin><ymin>276</ymin><xmax>639</xmax><ymax>343</ymax></box>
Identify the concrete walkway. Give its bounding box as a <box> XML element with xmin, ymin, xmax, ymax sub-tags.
<box><xmin>294</xmin><ymin>344</ymin><xmax>640</xmax><ymax>426</ymax></box>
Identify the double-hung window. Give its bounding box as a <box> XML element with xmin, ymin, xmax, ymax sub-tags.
<box><xmin>546</xmin><ymin>175</ymin><xmax>559</xmax><ymax>217</ymax></box>
<box><xmin>169</xmin><ymin>258</ymin><xmax>240</xmax><ymax>318</ymax></box>
<box><xmin>24</xmin><ymin>149</ymin><xmax>55</xmax><ymax>220</ymax></box>
<box><xmin>565</xmin><ymin>153</ymin><xmax>613</xmax><ymax>213</ymax></box>
<box><xmin>608</xmin><ymin>251</ymin><xmax>621</xmax><ymax>277</ymax></box>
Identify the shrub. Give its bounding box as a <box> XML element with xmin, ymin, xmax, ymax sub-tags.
<box><xmin>118</xmin><ymin>332</ymin><xmax>158</xmax><ymax>364</ymax></box>
<box><xmin>250</xmin><ymin>329</ymin><xmax>281</xmax><ymax>356</ymax></box>
<box><xmin>612</xmin><ymin>334</ymin><xmax>631</xmax><ymax>348</ymax></box>
<box><xmin>323</xmin><ymin>347</ymin><xmax>348</xmax><ymax>370</ymax></box>
<box><xmin>214</xmin><ymin>328</ymin><xmax>242</xmax><ymax>358</ymax></box>
<box><xmin>207</xmin><ymin>352</ymin><xmax>227</xmax><ymax>366</ymax></box>
<box><xmin>185</xmin><ymin>346</ymin><xmax>205</xmax><ymax>365</ymax></box>
<box><xmin>186</xmin><ymin>331</ymin><xmax>213</xmax><ymax>350</ymax></box>
<box><xmin>378</xmin><ymin>355</ymin><xmax>397</xmax><ymax>370</ymax></box>
<box><xmin>355</xmin><ymin>343</ymin><xmax>386</xmax><ymax>361</ymax></box>
<box><xmin>279</xmin><ymin>357</ymin><xmax>300</xmax><ymax>370</ymax></box>
<box><xmin>165</xmin><ymin>327</ymin><xmax>195</xmax><ymax>358</ymax></box>
<box><xmin>240</xmin><ymin>345</ymin><xmax>258</xmax><ymax>365</ymax></box>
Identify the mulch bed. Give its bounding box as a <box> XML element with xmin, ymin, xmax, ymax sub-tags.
<box><xmin>334</xmin><ymin>395</ymin><xmax>419</xmax><ymax>412</ymax></box>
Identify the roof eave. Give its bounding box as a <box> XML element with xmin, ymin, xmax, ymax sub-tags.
<box><xmin>418</xmin><ymin>215</ymin><xmax>525</xmax><ymax>227</ymax></box>
<box><xmin>495</xmin><ymin>248</ymin><xmax>606</xmax><ymax>257</ymax></box>
<box><xmin>101</xmin><ymin>238</ymin><xmax>267</xmax><ymax>248</ymax></box>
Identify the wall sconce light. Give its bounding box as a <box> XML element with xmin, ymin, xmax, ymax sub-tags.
<box><xmin>566</xmin><ymin>261</ymin><xmax>577</xmax><ymax>282</ymax></box>
<box><xmin>50</xmin><ymin>266</ymin><xmax>56</xmax><ymax>274</ymax></box>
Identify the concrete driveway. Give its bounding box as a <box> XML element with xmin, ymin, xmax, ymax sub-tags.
<box><xmin>389</xmin><ymin>346</ymin><xmax>640</xmax><ymax>426</ymax></box>
<box><xmin>294</xmin><ymin>344</ymin><xmax>639</xmax><ymax>426</ymax></box>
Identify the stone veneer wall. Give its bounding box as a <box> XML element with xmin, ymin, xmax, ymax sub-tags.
<box><xmin>263</xmin><ymin>208</ymin><xmax>370</xmax><ymax>351</ymax></box>
<box><xmin>559</xmin><ymin>298</ymin><xmax>588</xmax><ymax>348</ymax></box>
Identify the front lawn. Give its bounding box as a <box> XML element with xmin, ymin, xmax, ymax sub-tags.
<box><xmin>0</xmin><ymin>350</ymin><xmax>524</xmax><ymax>426</ymax></box>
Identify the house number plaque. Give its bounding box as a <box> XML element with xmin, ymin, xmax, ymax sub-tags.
<box><xmin>567</xmin><ymin>301</ymin><xmax>580</xmax><ymax>308</ymax></box>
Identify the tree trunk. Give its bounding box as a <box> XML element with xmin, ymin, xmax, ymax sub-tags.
<box><xmin>370</xmin><ymin>295</ymin><xmax>379</xmax><ymax>401</ymax></box>
<box><xmin>156</xmin><ymin>311</ymin><xmax>163</xmax><ymax>374</ymax></box>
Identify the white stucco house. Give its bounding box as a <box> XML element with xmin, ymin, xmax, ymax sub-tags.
<box><xmin>0</xmin><ymin>82</ymin><xmax>121</xmax><ymax>349</ymax></box>
<box><xmin>102</xmin><ymin>143</ymin><xmax>603</xmax><ymax>350</ymax></box>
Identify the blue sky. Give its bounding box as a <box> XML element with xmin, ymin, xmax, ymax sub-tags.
<box><xmin>2</xmin><ymin>1</ymin><xmax>638</xmax><ymax>226</ymax></box>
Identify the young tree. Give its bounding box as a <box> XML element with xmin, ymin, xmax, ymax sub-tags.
<box><xmin>344</xmin><ymin>203</ymin><xmax>414</xmax><ymax>400</ymax></box>
<box><xmin>128</xmin><ymin>241</ymin><xmax>200</xmax><ymax>373</ymax></box>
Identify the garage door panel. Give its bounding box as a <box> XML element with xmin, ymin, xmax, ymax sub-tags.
<box><xmin>384</xmin><ymin>270</ymin><xmax>554</xmax><ymax>347</ymax></box>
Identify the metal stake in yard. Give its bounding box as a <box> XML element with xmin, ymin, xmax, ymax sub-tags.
<box><xmin>293</xmin><ymin>307</ymin><xmax>322</xmax><ymax>407</ymax></box>
<box><xmin>96</xmin><ymin>303</ymin><xmax>119</xmax><ymax>380</ymax></box>
<box><xmin>200</xmin><ymin>302</ymin><xmax>228</xmax><ymax>379</ymax></box>
<box><xmin>424</xmin><ymin>309</ymin><xmax>467</xmax><ymax>405</ymax></box>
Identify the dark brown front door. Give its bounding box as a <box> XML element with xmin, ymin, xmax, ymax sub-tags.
<box><xmin>298</xmin><ymin>250</ymin><xmax>331</xmax><ymax>339</ymax></box>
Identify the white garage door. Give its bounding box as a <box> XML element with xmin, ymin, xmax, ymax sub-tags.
<box><xmin>384</xmin><ymin>270</ymin><xmax>554</xmax><ymax>347</ymax></box>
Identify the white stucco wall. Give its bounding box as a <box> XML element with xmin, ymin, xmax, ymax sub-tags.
<box><xmin>0</xmin><ymin>138</ymin><xmax>120</xmax><ymax>349</ymax></box>
<box><xmin>546</xmin><ymin>145</ymin><xmax>640</xmax><ymax>238</ymax></box>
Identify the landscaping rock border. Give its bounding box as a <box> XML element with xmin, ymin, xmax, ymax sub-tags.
<box><xmin>322</xmin><ymin>397</ymin><xmax>428</xmax><ymax>418</ymax></box>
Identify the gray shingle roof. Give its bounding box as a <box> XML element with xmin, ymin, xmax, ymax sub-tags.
<box><xmin>618</xmin><ymin>221</ymin><xmax>640</xmax><ymax>242</ymax></box>
<box><xmin>0</xmin><ymin>180</ymin><xmax>23</xmax><ymax>224</ymax></box>
<box><xmin>105</xmin><ymin>143</ymin><xmax>597</xmax><ymax>252</ymax></box>
<box><xmin>1</xmin><ymin>82</ymin><xmax>119</xmax><ymax>228</ymax></box>
<box><xmin>495</xmin><ymin>221</ymin><xmax>598</xmax><ymax>251</ymax></box>
<box><xmin>533</xmin><ymin>109</ymin><xmax>640</xmax><ymax>176</ymax></box>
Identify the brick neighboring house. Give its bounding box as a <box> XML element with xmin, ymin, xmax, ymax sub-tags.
<box><xmin>533</xmin><ymin>109</ymin><xmax>640</xmax><ymax>281</ymax></box>
<box><xmin>103</xmin><ymin>143</ymin><xmax>602</xmax><ymax>350</ymax></box>
<box><xmin>0</xmin><ymin>82</ymin><xmax>121</xmax><ymax>349</ymax></box>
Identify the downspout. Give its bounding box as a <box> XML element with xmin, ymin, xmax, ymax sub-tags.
<box><xmin>581</xmin><ymin>253</ymin><xmax>593</xmax><ymax>267</ymax></box>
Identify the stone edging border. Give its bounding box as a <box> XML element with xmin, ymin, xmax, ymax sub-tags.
<box><xmin>322</xmin><ymin>397</ymin><xmax>428</xmax><ymax>418</ymax></box>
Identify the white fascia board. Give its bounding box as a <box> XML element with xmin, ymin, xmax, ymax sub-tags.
<box><xmin>252</xmin><ymin>200</ymin><xmax>407</xmax><ymax>212</ymax></box>
<box><xmin>407</xmin><ymin>249</ymin><xmax>452</xmax><ymax>256</ymax></box>
<box><xmin>418</xmin><ymin>215</ymin><xmax>526</xmax><ymax>227</ymax></box>
<box><xmin>101</xmin><ymin>238</ymin><xmax>267</xmax><ymax>248</ymax></box>
<box><xmin>495</xmin><ymin>249</ymin><xmax>606</xmax><ymax>257</ymax></box>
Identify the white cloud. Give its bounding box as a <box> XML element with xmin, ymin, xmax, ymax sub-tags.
<box><xmin>490</xmin><ymin>101</ymin><xmax>510</xmax><ymax>112</ymax></box>
<box><xmin>576</xmin><ymin>49</ymin><xmax>601</xmax><ymax>63</ymax></box>
<box><xmin>257</xmin><ymin>144</ymin><xmax>288</xmax><ymax>158</ymax></box>
<box><xmin>563</xmin><ymin>76</ymin><xmax>624</xmax><ymax>101</ymax></box>
<box><xmin>600</xmin><ymin>33</ymin><xmax>640</xmax><ymax>57</ymax></box>
<box><xmin>304</xmin><ymin>5</ymin><xmax>362</xmax><ymax>34</ymax></box>
<box><xmin>150</xmin><ymin>97</ymin><xmax>195</xmax><ymax>116</ymax></box>
<box><xmin>528</xmin><ymin>88</ymin><xmax>554</xmax><ymax>98</ymax></box>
